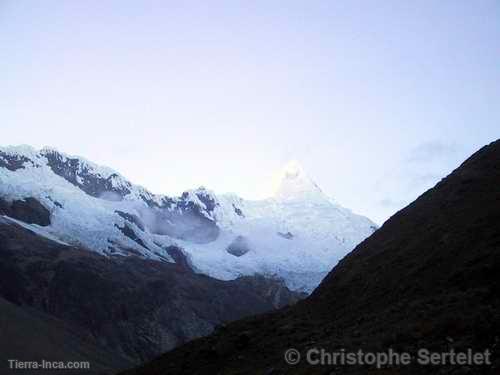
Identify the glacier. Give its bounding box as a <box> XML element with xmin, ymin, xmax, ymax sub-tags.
<box><xmin>0</xmin><ymin>145</ymin><xmax>377</xmax><ymax>292</ymax></box>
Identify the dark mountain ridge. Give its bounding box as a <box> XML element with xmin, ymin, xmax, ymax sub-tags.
<box><xmin>0</xmin><ymin>217</ymin><xmax>302</xmax><ymax>374</ymax></box>
<box><xmin>123</xmin><ymin>140</ymin><xmax>500</xmax><ymax>374</ymax></box>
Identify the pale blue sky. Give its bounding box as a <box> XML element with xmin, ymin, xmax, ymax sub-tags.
<box><xmin>1</xmin><ymin>1</ymin><xmax>499</xmax><ymax>223</ymax></box>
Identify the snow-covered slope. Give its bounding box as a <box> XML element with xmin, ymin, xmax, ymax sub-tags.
<box><xmin>0</xmin><ymin>146</ymin><xmax>377</xmax><ymax>292</ymax></box>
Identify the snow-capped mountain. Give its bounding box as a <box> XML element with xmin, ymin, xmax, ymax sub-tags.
<box><xmin>0</xmin><ymin>145</ymin><xmax>377</xmax><ymax>292</ymax></box>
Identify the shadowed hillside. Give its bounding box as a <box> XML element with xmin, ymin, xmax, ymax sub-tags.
<box><xmin>123</xmin><ymin>140</ymin><xmax>500</xmax><ymax>374</ymax></box>
<box><xmin>0</xmin><ymin>219</ymin><xmax>302</xmax><ymax>374</ymax></box>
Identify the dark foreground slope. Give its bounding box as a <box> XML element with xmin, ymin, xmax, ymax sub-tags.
<box><xmin>0</xmin><ymin>296</ymin><xmax>132</xmax><ymax>374</ymax></box>
<box><xmin>124</xmin><ymin>140</ymin><xmax>500</xmax><ymax>375</ymax></box>
<box><xmin>0</xmin><ymin>219</ymin><xmax>302</xmax><ymax>374</ymax></box>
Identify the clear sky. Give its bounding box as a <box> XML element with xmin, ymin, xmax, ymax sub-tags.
<box><xmin>1</xmin><ymin>1</ymin><xmax>499</xmax><ymax>224</ymax></box>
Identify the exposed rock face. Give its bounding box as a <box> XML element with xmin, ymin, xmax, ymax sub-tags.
<box><xmin>42</xmin><ymin>149</ymin><xmax>132</xmax><ymax>199</ymax></box>
<box><xmin>123</xmin><ymin>140</ymin><xmax>500</xmax><ymax>375</ymax></box>
<box><xmin>128</xmin><ymin>188</ymin><xmax>221</xmax><ymax>244</ymax></box>
<box><xmin>115</xmin><ymin>210</ymin><xmax>145</xmax><ymax>231</ymax></box>
<box><xmin>226</xmin><ymin>235</ymin><xmax>251</xmax><ymax>257</ymax></box>
<box><xmin>232</xmin><ymin>204</ymin><xmax>244</xmax><ymax>217</ymax></box>
<box><xmin>114</xmin><ymin>224</ymin><xmax>149</xmax><ymax>250</ymax></box>
<box><xmin>0</xmin><ymin>150</ymin><xmax>33</xmax><ymax>171</ymax></box>
<box><xmin>144</xmin><ymin>206</ymin><xmax>220</xmax><ymax>244</ymax></box>
<box><xmin>186</xmin><ymin>189</ymin><xmax>217</xmax><ymax>212</ymax></box>
<box><xmin>0</xmin><ymin>197</ymin><xmax>50</xmax><ymax>226</ymax></box>
<box><xmin>277</xmin><ymin>231</ymin><xmax>293</xmax><ymax>240</ymax></box>
<box><xmin>0</xmin><ymin>219</ymin><xmax>303</xmax><ymax>367</ymax></box>
<box><xmin>164</xmin><ymin>245</ymin><xmax>195</xmax><ymax>272</ymax></box>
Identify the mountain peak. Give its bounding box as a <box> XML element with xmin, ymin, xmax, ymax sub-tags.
<box><xmin>281</xmin><ymin>160</ymin><xmax>304</xmax><ymax>179</ymax></box>
<box><xmin>272</xmin><ymin>160</ymin><xmax>324</xmax><ymax>201</ymax></box>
